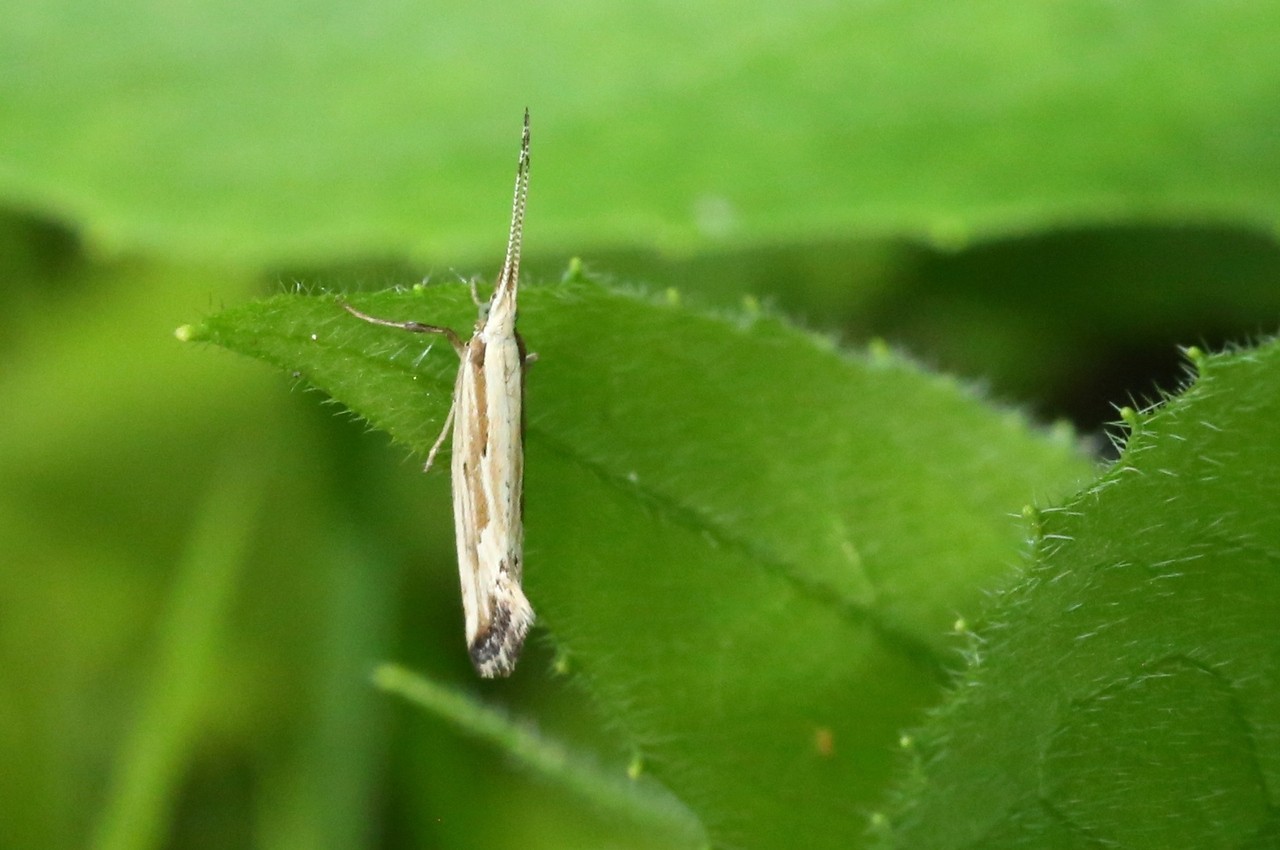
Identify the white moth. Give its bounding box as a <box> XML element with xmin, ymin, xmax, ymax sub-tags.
<box><xmin>341</xmin><ymin>111</ymin><xmax>534</xmax><ymax>677</ymax></box>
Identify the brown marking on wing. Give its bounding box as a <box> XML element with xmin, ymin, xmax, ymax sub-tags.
<box><xmin>469</xmin><ymin>339</ymin><xmax>489</xmax><ymax>449</ymax></box>
<box><xmin>464</xmin><ymin>339</ymin><xmax>492</xmax><ymax>533</ymax></box>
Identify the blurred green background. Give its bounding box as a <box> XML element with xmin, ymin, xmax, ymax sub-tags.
<box><xmin>2</xmin><ymin>1</ymin><xmax>1279</xmax><ymax>848</ymax></box>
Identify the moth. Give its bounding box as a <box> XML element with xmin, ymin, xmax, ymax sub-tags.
<box><xmin>341</xmin><ymin>111</ymin><xmax>534</xmax><ymax>677</ymax></box>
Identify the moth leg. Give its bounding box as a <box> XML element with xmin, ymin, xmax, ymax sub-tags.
<box><xmin>338</xmin><ymin>300</ymin><xmax>465</xmax><ymax>354</ymax></box>
<box><xmin>338</xmin><ymin>300</ymin><xmax>461</xmax><ymax>473</ymax></box>
<box><xmin>524</xmin><ymin>352</ymin><xmax>539</xmax><ymax>365</ymax></box>
<box><xmin>422</xmin><ymin>398</ymin><xmax>457</xmax><ymax>474</ymax></box>
<box><xmin>468</xmin><ymin>277</ymin><xmax>487</xmax><ymax>309</ymax></box>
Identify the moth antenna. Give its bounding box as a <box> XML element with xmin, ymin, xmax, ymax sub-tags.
<box><xmin>496</xmin><ymin>109</ymin><xmax>530</xmax><ymax>299</ymax></box>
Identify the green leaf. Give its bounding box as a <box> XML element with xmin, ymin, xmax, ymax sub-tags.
<box><xmin>877</xmin><ymin>340</ymin><xmax>1280</xmax><ymax>848</ymax></box>
<box><xmin>182</xmin><ymin>274</ymin><xmax>1092</xmax><ymax>849</ymax></box>
<box><xmin>6</xmin><ymin>2</ymin><xmax>1280</xmax><ymax>262</ymax></box>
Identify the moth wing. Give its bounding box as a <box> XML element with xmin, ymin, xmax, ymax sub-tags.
<box><xmin>452</xmin><ymin>336</ymin><xmax>534</xmax><ymax>678</ymax></box>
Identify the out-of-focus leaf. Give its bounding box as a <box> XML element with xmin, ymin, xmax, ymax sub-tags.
<box><xmin>3</xmin><ymin>3</ymin><xmax>1279</xmax><ymax>261</ymax></box>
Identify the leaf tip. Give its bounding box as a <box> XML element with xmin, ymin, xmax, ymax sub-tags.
<box><xmin>173</xmin><ymin>323</ymin><xmax>200</xmax><ymax>343</ymax></box>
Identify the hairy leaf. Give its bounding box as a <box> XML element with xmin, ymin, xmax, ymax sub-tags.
<box><xmin>878</xmin><ymin>339</ymin><xmax>1280</xmax><ymax>848</ymax></box>
<box><xmin>181</xmin><ymin>276</ymin><xmax>1092</xmax><ymax>848</ymax></box>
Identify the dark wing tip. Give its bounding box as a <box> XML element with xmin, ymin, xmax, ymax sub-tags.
<box><xmin>470</xmin><ymin>595</ymin><xmax>535</xmax><ymax>678</ymax></box>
